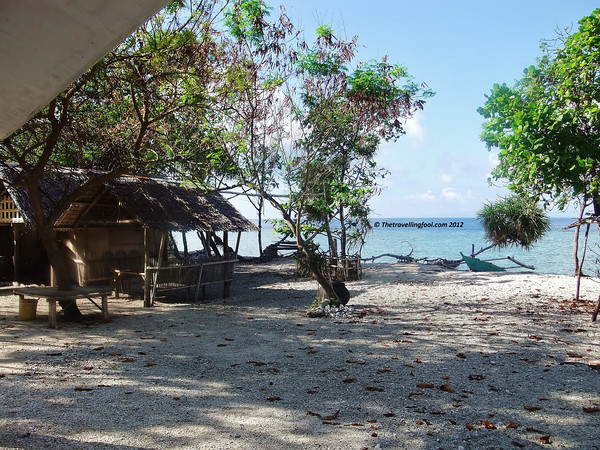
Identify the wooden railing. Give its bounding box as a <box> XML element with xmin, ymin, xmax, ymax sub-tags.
<box><xmin>145</xmin><ymin>258</ymin><xmax>237</xmax><ymax>306</ymax></box>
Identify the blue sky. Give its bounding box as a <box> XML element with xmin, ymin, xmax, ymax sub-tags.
<box><xmin>227</xmin><ymin>1</ymin><xmax>598</xmax><ymax>219</ymax></box>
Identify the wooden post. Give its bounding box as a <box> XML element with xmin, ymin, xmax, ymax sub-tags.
<box><xmin>150</xmin><ymin>231</ymin><xmax>167</xmax><ymax>306</ymax></box>
<box><xmin>48</xmin><ymin>298</ymin><xmax>57</xmax><ymax>328</ymax></box>
<box><xmin>194</xmin><ymin>265</ymin><xmax>204</xmax><ymax>302</ymax></box>
<box><xmin>576</xmin><ymin>223</ymin><xmax>590</xmax><ymax>301</ymax></box>
<box><xmin>101</xmin><ymin>294</ymin><xmax>109</xmax><ymax>320</ymax></box>
<box><xmin>234</xmin><ymin>231</ymin><xmax>242</xmax><ymax>256</ymax></box>
<box><xmin>223</xmin><ymin>280</ymin><xmax>232</xmax><ymax>298</ymax></box>
<box><xmin>223</xmin><ymin>231</ymin><xmax>229</xmax><ymax>257</ymax></box>
<box><xmin>143</xmin><ymin>227</ymin><xmax>151</xmax><ymax>307</ymax></box>
<box><xmin>12</xmin><ymin>224</ymin><xmax>19</xmax><ymax>283</ymax></box>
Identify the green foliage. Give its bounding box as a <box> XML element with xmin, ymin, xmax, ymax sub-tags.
<box><xmin>479</xmin><ymin>8</ymin><xmax>600</xmax><ymax>213</ymax></box>
<box><xmin>298</xmin><ymin>51</ymin><xmax>345</xmax><ymax>77</ymax></box>
<box><xmin>225</xmin><ymin>0</ymin><xmax>271</xmax><ymax>45</ymax></box>
<box><xmin>477</xmin><ymin>196</ymin><xmax>551</xmax><ymax>250</ymax></box>
<box><xmin>316</xmin><ymin>25</ymin><xmax>333</xmax><ymax>39</ymax></box>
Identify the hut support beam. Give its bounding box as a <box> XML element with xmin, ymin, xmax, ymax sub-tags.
<box><xmin>148</xmin><ymin>231</ymin><xmax>167</xmax><ymax>306</ymax></box>
<box><xmin>234</xmin><ymin>231</ymin><xmax>241</xmax><ymax>256</ymax></box>
<box><xmin>12</xmin><ymin>223</ymin><xmax>18</xmax><ymax>282</ymax></box>
<box><xmin>143</xmin><ymin>228</ymin><xmax>151</xmax><ymax>307</ymax></box>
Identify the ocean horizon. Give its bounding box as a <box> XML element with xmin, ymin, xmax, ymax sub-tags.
<box><xmin>179</xmin><ymin>217</ymin><xmax>598</xmax><ymax>276</ymax></box>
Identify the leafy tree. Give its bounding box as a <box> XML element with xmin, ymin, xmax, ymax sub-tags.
<box><xmin>479</xmin><ymin>8</ymin><xmax>600</xmax><ymax>274</ymax></box>
<box><xmin>220</xmin><ymin>9</ymin><xmax>434</xmax><ymax>301</ymax></box>
<box><xmin>221</xmin><ymin>0</ymin><xmax>293</xmax><ymax>259</ymax></box>
<box><xmin>479</xmin><ymin>8</ymin><xmax>600</xmax><ymax>214</ymax></box>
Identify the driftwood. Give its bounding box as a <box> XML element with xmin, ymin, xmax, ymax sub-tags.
<box><xmin>362</xmin><ymin>253</ymin><xmax>462</xmax><ymax>269</ymax></box>
<box><xmin>362</xmin><ymin>253</ymin><xmax>417</xmax><ymax>264</ymax></box>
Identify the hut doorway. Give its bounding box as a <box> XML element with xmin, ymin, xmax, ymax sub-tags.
<box><xmin>0</xmin><ymin>225</ymin><xmax>13</xmax><ymax>281</ymax></box>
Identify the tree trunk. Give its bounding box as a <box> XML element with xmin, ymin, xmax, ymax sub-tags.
<box><xmin>324</xmin><ymin>214</ymin><xmax>337</xmax><ymax>258</ymax></box>
<box><xmin>259</xmin><ymin>190</ymin><xmax>339</xmax><ymax>302</ymax></box>
<box><xmin>258</xmin><ymin>195</ymin><xmax>264</xmax><ymax>261</ymax></box>
<box><xmin>26</xmin><ymin>173</ymin><xmax>83</xmax><ymax>320</ymax></box>
<box><xmin>339</xmin><ymin>206</ymin><xmax>346</xmax><ymax>261</ymax></box>
<box><xmin>38</xmin><ymin>225</ymin><xmax>83</xmax><ymax>320</ymax></box>
<box><xmin>573</xmin><ymin>201</ymin><xmax>587</xmax><ymax>275</ymax></box>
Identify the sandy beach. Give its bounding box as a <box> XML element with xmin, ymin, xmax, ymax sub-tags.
<box><xmin>0</xmin><ymin>260</ymin><xmax>599</xmax><ymax>449</ymax></box>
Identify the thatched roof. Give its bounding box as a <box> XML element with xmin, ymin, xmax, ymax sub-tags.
<box><xmin>0</xmin><ymin>168</ymin><xmax>256</xmax><ymax>233</ymax></box>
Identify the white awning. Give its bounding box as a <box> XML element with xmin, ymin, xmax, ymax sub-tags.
<box><xmin>0</xmin><ymin>0</ymin><xmax>169</xmax><ymax>139</ymax></box>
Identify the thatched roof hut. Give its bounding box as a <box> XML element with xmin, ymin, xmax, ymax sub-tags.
<box><xmin>0</xmin><ymin>169</ymin><xmax>256</xmax><ymax>298</ymax></box>
<box><xmin>1</xmin><ymin>168</ymin><xmax>256</xmax><ymax>233</ymax></box>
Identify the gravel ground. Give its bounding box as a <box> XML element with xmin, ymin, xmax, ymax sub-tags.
<box><xmin>0</xmin><ymin>260</ymin><xmax>599</xmax><ymax>449</ymax></box>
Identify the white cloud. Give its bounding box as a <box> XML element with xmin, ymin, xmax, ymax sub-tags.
<box><xmin>404</xmin><ymin>112</ymin><xmax>426</xmax><ymax>148</ymax></box>
<box><xmin>440</xmin><ymin>173</ymin><xmax>453</xmax><ymax>183</ymax></box>
<box><xmin>407</xmin><ymin>190</ymin><xmax>437</xmax><ymax>202</ymax></box>
<box><xmin>442</xmin><ymin>187</ymin><xmax>462</xmax><ymax>202</ymax></box>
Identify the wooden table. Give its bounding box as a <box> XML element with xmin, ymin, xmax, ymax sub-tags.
<box><xmin>14</xmin><ymin>286</ymin><xmax>111</xmax><ymax>328</ymax></box>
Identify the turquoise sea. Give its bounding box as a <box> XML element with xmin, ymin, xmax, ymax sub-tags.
<box><xmin>185</xmin><ymin>217</ymin><xmax>600</xmax><ymax>275</ymax></box>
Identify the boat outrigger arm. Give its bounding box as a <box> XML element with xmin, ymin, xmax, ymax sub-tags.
<box><xmin>460</xmin><ymin>253</ymin><xmax>535</xmax><ymax>272</ymax></box>
<box><xmin>506</xmin><ymin>256</ymin><xmax>535</xmax><ymax>270</ymax></box>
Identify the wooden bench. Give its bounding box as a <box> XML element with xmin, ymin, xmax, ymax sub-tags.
<box><xmin>14</xmin><ymin>286</ymin><xmax>111</xmax><ymax>328</ymax></box>
<box><xmin>145</xmin><ymin>259</ymin><xmax>237</xmax><ymax>306</ymax></box>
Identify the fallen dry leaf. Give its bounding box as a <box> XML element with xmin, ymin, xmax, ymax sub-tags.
<box><xmin>322</xmin><ymin>411</ymin><xmax>340</xmax><ymax>421</ymax></box>
<box><xmin>524</xmin><ymin>406</ymin><xmax>543</xmax><ymax>412</ymax></box>
<box><xmin>583</xmin><ymin>406</ymin><xmax>600</xmax><ymax>413</ymax></box>
<box><xmin>417</xmin><ymin>383</ymin><xmax>435</xmax><ymax>389</ymax></box>
<box><xmin>74</xmin><ymin>387</ymin><xmax>93</xmax><ymax>392</ymax></box>
<box><xmin>468</xmin><ymin>374</ymin><xmax>486</xmax><ymax>381</ymax></box>
<box><xmin>540</xmin><ymin>435</ymin><xmax>552</xmax><ymax>445</ymax></box>
<box><xmin>440</xmin><ymin>384</ymin><xmax>455</xmax><ymax>393</ymax></box>
<box><xmin>480</xmin><ymin>420</ymin><xmax>496</xmax><ymax>429</ymax></box>
<box><xmin>342</xmin><ymin>377</ymin><xmax>356</xmax><ymax>383</ymax></box>
<box><xmin>248</xmin><ymin>361</ymin><xmax>266</xmax><ymax>366</ymax></box>
<box><xmin>505</xmin><ymin>421</ymin><xmax>520</xmax><ymax>429</ymax></box>
<box><xmin>366</xmin><ymin>386</ymin><xmax>384</xmax><ymax>392</ymax></box>
<box><xmin>266</xmin><ymin>396</ymin><xmax>281</xmax><ymax>402</ymax></box>
<box><xmin>511</xmin><ymin>441</ymin><xmax>526</xmax><ymax>448</ymax></box>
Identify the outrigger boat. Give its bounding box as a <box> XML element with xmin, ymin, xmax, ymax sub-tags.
<box><xmin>460</xmin><ymin>252</ymin><xmax>535</xmax><ymax>272</ymax></box>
